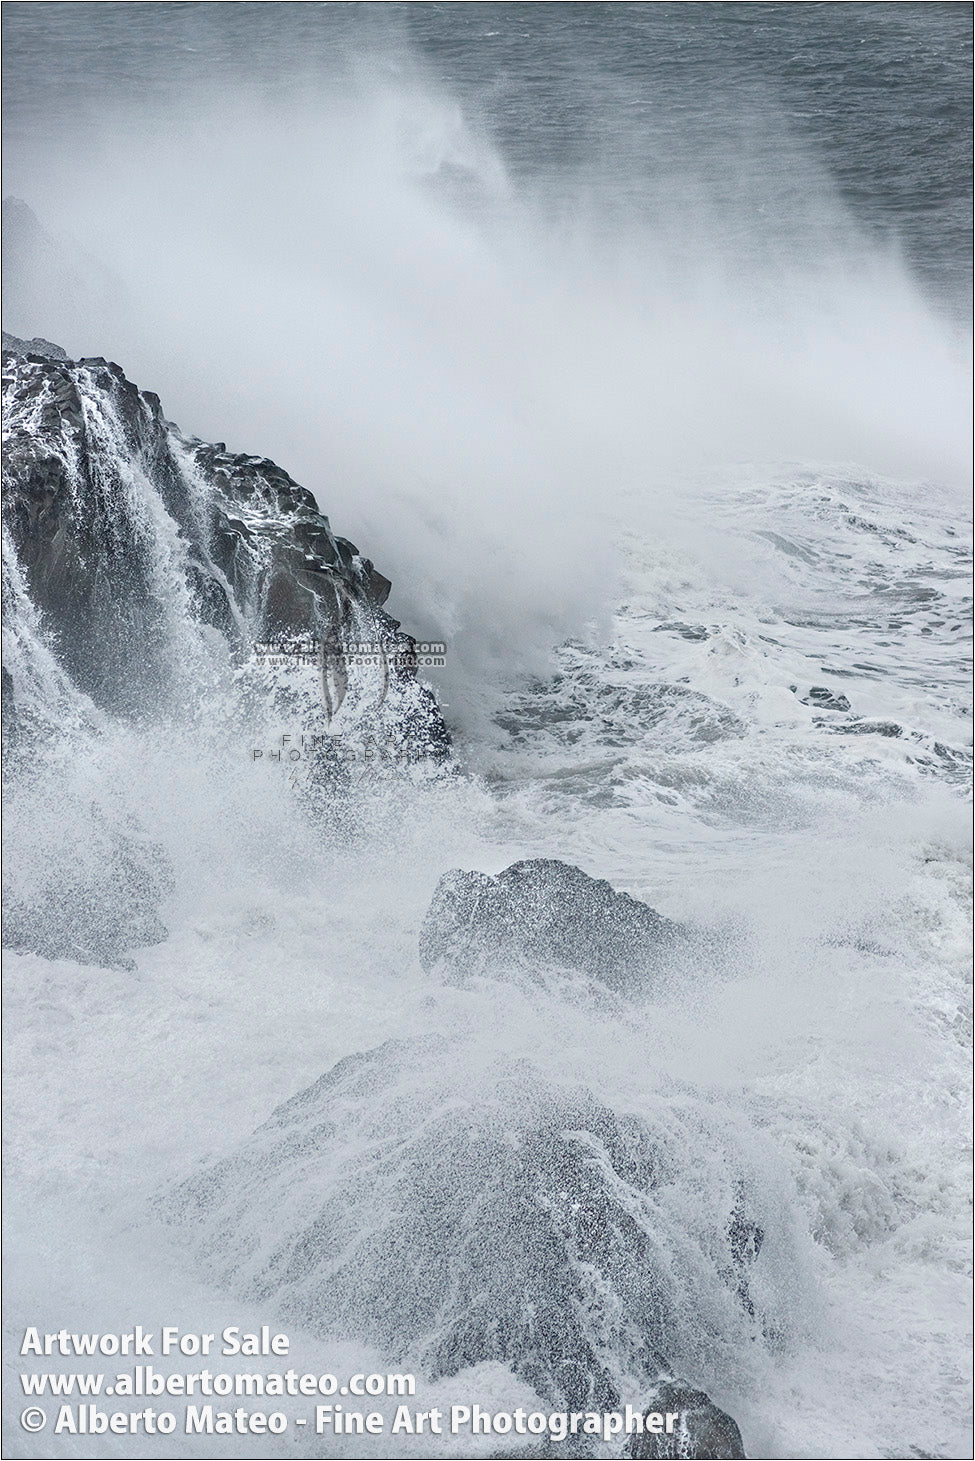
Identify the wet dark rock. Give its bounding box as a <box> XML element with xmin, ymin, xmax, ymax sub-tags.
<box><xmin>725</xmin><ymin>1193</ymin><xmax>764</xmax><ymax>1318</ymax></box>
<box><xmin>1</xmin><ymin>665</ymin><xmax>18</xmax><ymax>747</ymax></box>
<box><xmin>652</xmin><ymin>621</ymin><xmax>711</xmax><ymax>642</ymax></box>
<box><xmin>163</xmin><ymin>1037</ymin><xmax>765</xmax><ymax>1438</ymax></box>
<box><xmin>1</xmin><ymin>336</ymin><xmax>449</xmax><ymax>755</ymax></box>
<box><xmin>419</xmin><ymin>858</ymin><xmax>685</xmax><ymax>991</ymax></box>
<box><xmin>628</xmin><ymin>1381</ymin><xmax>745</xmax><ymax>1458</ymax></box>
<box><xmin>2</xmin><ymin>336</ymin><xmax>449</xmax><ymax>966</ymax></box>
<box><xmin>800</xmin><ymin>685</ymin><xmax>851</xmax><ymax>712</ymax></box>
<box><xmin>1</xmin><ymin>330</ymin><xmax>68</xmax><ymax>360</ymax></box>
<box><xmin>829</xmin><ymin>719</ymin><xmax>902</xmax><ymax>738</ymax></box>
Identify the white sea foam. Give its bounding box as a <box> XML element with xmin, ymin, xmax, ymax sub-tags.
<box><xmin>2</xmin><ymin>24</ymin><xmax>972</xmax><ymax>1461</ymax></box>
<box><xmin>5</xmin><ymin>52</ymin><xmax>970</xmax><ymax>724</ymax></box>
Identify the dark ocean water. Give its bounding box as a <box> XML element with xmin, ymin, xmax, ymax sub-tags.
<box><xmin>3</xmin><ymin>2</ymin><xmax>973</xmax><ymax>314</ymax></box>
<box><xmin>2</xmin><ymin>8</ymin><xmax>972</xmax><ymax>1461</ymax></box>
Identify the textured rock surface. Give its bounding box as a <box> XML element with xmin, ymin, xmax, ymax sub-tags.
<box><xmin>2</xmin><ymin>813</ymin><xmax>173</xmax><ymax>970</ymax></box>
<box><xmin>1</xmin><ymin>336</ymin><xmax>449</xmax><ymax>751</ymax></box>
<box><xmin>163</xmin><ymin>1036</ymin><xmax>763</xmax><ymax>1443</ymax></box>
<box><xmin>2</xmin><ymin>335</ymin><xmax>449</xmax><ymax>966</ymax></box>
<box><xmin>629</xmin><ymin>1381</ymin><xmax>746</xmax><ymax>1459</ymax></box>
<box><xmin>419</xmin><ymin>858</ymin><xmax>685</xmax><ymax>991</ymax></box>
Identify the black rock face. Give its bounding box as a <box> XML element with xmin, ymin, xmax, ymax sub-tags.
<box><xmin>800</xmin><ymin>685</ymin><xmax>851</xmax><ymax>713</ymax></box>
<box><xmin>629</xmin><ymin>1381</ymin><xmax>746</xmax><ymax>1459</ymax></box>
<box><xmin>1</xmin><ymin>338</ymin><xmax>449</xmax><ymax>754</ymax></box>
<box><xmin>2</xmin><ymin>336</ymin><xmax>449</xmax><ymax>967</ymax></box>
<box><xmin>163</xmin><ymin>1037</ymin><xmax>760</xmax><ymax>1445</ymax></box>
<box><xmin>419</xmin><ymin>858</ymin><xmax>685</xmax><ymax>992</ymax></box>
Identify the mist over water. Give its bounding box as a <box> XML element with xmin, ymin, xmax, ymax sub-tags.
<box><xmin>3</xmin><ymin>4</ymin><xmax>971</xmax><ymax>713</ymax></box>
<box><xmin>2</xmin><ymin>6</ymin><xmax>972</xmax><ymax>1460</ymax></box>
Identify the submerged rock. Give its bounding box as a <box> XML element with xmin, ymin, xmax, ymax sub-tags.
<box><xmin>800</xmin><ymin>685</ymin><xmax>851</xmax><ymax>713</ymax></box>
<box><xmin>163</xmin><ymin>1036</ymin><xmax>766</xmax><ymax>1445</ymax></box>
<box><xmin>419</xmin><ymin>858</ymin><xmax>685</xmax><ymax>991</ymax></box>
<box><xmin>2</xmin><ymin>812</ymin><xmax>172</xmax><ymax>970</ymax></box>
<box><xmin>830</xmin><ymin>719</ymin><xmax>902</xmax><ymax>738</ymax></box>
<box><xmin>628</xmin><ymin>1381</ymin><xmax>745</xmax><ymax>1459</ymax></box>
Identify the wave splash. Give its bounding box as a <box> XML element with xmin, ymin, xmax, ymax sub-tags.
<box><xmin>1</xmin><ymin>21</ymin><xmax>971</xmax><ymax>1461</ymax></box>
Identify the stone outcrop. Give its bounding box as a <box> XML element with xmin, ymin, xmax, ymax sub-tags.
<box><xmin>163</xmin><ymin>1037</ymin><xmax>760</xmax><ymax>1453</ymax></box>
<box><xmin>629</xmin><ymin>1381</ymin><xmax>745</xmax><ymax>1459</ymax></box>
<box><xmin>1</xmin><ymin>335</ymin><xmax>449</xmax><ymax>752</ymax></box>
<box><xmin>419</xmin><ymin>858</ymin><xmax>685</xmax><ymax>992</ymax></box>
<box><xmin>2</xmin><ymin>334</ymin><xmax>448</xmax><ymax>966</ymax></box>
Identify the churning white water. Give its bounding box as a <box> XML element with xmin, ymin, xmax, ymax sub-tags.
<box><xmin>2</xmin><ymin>9</ymin><xmax>971</xmax><ymax>1459</ymax></box>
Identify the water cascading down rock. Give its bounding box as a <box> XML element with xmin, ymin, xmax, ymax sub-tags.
<box><xmin>163</xmin><ymin>1035</ymin><xmax>752</xmax><ymax>1458</ymax></box>
<box><xmin>1</xmin><ymin>333</ymin><xmax>449</xmax><ymax>964</ymax></box>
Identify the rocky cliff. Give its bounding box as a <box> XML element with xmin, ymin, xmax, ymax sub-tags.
<box><xmin>2</xmin><ymin>332</ymin><xmax>449</xmax><ymax>751</ymax></box>
<box><xmin>2</xmin><ymin>333</ymin><xmax>448</xmax><ymax>965</ymax></box>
